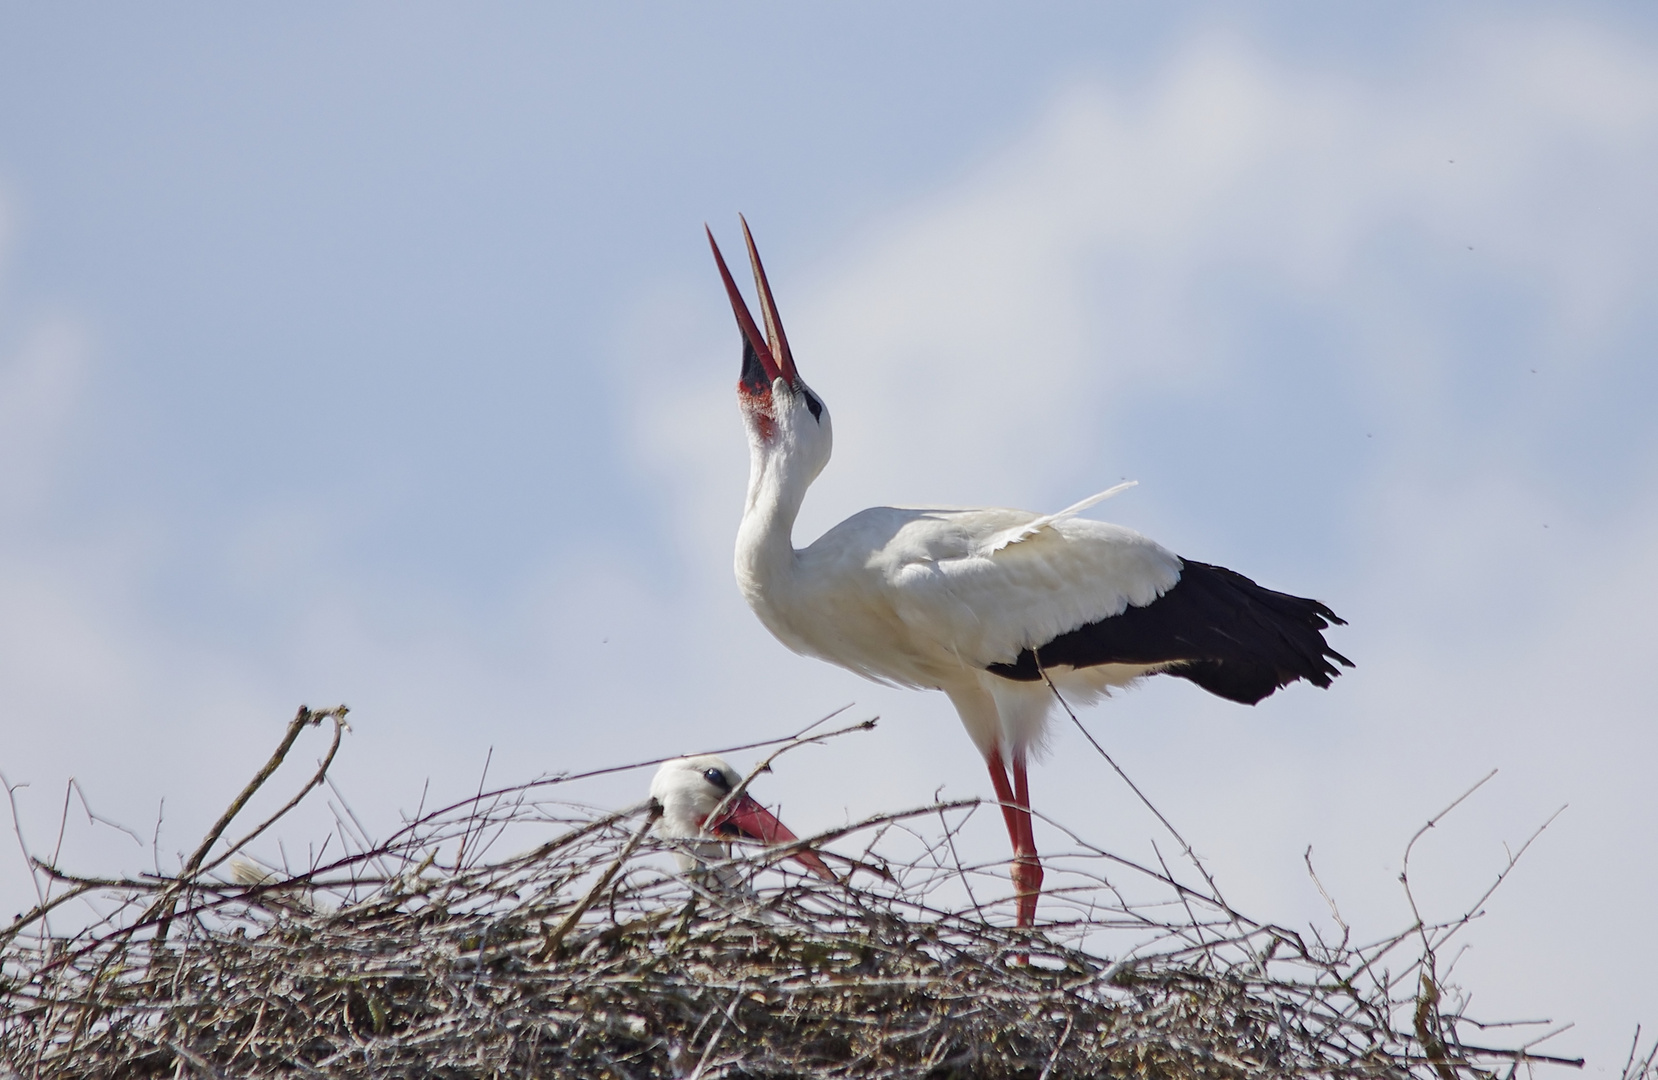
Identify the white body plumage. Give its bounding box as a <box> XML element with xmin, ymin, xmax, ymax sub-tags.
<box><xmin>741</xmin><ymin>495</ymin><xmax>1181</xmax><ymax>758</ymax></box>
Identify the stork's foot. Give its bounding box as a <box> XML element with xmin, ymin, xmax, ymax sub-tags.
<box><xmin>1012</xmin><ymin>853</ymin><xmax>1044</xmax><ymax>928</ymax></box>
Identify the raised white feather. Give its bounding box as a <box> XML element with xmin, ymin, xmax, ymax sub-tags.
<box><xmin>983</xmin><ymin>480</ymin><xmax>1139</xmax><ymax>553</ymax></box>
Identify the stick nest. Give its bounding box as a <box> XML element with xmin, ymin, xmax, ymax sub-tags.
<box><xmin>1</xmin><ymin>707</ymin><xmax>1633</xmax><ymax>1080</ymax></box>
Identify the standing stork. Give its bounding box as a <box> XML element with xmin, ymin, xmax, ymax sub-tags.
<box><xmin>707</xmin><ymin>219</ymin><xmax>1350</xmax><ymax>927</ymax></box>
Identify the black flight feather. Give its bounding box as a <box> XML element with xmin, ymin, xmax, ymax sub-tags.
<box><xmin>985</xmin><ymin>560</ymin><xmax>1352</xmax><ymax>705</ymax></box>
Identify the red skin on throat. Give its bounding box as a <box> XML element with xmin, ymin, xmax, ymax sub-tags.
<box><xmin>739</xmin><ymin>387</ymin><xmax>777</xmax><ymax>440</ymax></box>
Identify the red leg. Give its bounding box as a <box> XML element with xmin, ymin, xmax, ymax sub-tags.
<box><xmin>985</xmin><ymin>747</ymin><xmax>1042</xmax><ymax>928</ymax></box>
<box><xmin>1009</xmin><ymin>749</ymin><xmax>1043</xmax><ymax>927</ymax></box>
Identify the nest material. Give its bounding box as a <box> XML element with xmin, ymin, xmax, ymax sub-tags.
<box><xmin>0</xmin><ymin>708</ymin><xmax>1628</xmax><ymax>1080</ymax></box>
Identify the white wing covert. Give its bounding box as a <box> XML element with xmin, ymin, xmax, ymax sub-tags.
<box><xmin>873</xmin><ymin>506</ymin><xmax>1182</xmax><ymax>672</ymax></box>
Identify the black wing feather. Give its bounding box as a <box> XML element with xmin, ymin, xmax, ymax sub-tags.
<box><xmin>985</xmin><ymin>560</ymin><xmax>1352</xmax><ymax>705</ymax></box>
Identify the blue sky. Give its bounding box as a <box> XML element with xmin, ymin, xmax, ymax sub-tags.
<box><xmin>4</xmin><ymin>4</ymin><xmax>1657</xmax><ymax>1065</ymax></box>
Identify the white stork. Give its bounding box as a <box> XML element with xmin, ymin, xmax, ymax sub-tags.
<box><xmin>706</xmin><ymin>219</ymin><xmax>1351</xmax><ymax>927</ymax></box>
<box><xmin>650</xmin><ymin>755</ymin><xmax>836</xmax><ymax>883</ymax></box>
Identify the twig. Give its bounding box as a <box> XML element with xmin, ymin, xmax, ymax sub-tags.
<box><xmin>1041</xmin><ymin>669</ymin><xmax>1231</xmax><ymax>913</ymax></box>
<box><xmin>68</xmin><ymin>778</ymin><xmax>146</xmax><ymax>847</ymax></box>
<box><xmin>1426</xmin><ymin>804</ymin><xmax>1566</xmax><ymax>956</ymax></box>
<box><xmin>1304</xmin><ymin>844</ymin><xmax>1349</xmax><ymax>943</ymax></box>
<box><xmin>687</xmin><ymin>990</ymin><xmax>742</xmax><ymax>1080</ymax></box>
<box><xmin>146</xmin><ymin>705</ymin><xmax>348</xmax><ymax>945</ymax></box>
<box><xmin>189</xmin><ymin>706</ymin><xmax>349</xmax><ymax>881</ymax></box>
<box><xmin>2</xmin><ymin>769</ymin><xmax>50</xmax><ymax>937</ymax></box>
<box><xmin>1622</xmin><ymin>1026</ymin><xmax>1644</xmax><ymax>1080</ymax></box>
<box><xmin>1400</xmin><ymin>768</ymin><xmax>1498</xmax><ymax>937</ymax></box>
<box><xmin>454</xmin><ymin>746</ymin><xmax>494</xmax><ymax>870</ymax></box>
<box><xmin>1036</xmin><ymin>1014</ymin><xmax>1074</xmax><ymax>1080</ymax></box>
<box><xmin>539</xmin><ymin>801</ymin><xmax>663</xmax><ymax>959</ymax></box>
<box><xmin>703</xmin><ymin>715</ymin><xmax>879</xmax><ymax>843</ymax></box>
<box><xmin>381</xmin><ymin>704</ymin><xmax>862</xmax><ymax>848</ymax></box>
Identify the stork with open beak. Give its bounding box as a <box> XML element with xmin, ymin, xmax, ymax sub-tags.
<box><xmin>707</xmin><ymin>218</ymin><xmax>1351</xmax><ymax>928</ymax></box>
<box><xmin>650</xmin><ymin>755</ymin><xmax>835</xmax><ymax>883</ymax></box>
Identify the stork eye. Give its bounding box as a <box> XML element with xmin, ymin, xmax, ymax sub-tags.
<box><xmin>803</xmin><ymin>390</ymin><xmax>823</xmax><ymax>421</ymax></box>
<box><xmin>702</xmin><ymin>767</ymin><xmax>731</xmax><ymax>791</ymax></box>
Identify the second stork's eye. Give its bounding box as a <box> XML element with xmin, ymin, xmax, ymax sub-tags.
<box><xmin>702</xmin><ymin>767</ymin><xmax>731</xmax><ymax>792</ymax></box>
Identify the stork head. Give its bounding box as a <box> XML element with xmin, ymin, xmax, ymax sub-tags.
<box><xmin>648</xmin><ymin>755</ymin><xmax>835</xmax><ymax>880</ymax></box>
<box><xmin>707</xmin><ymin>219</ymin><xmax>832</xmax><ymax>482</ymax></box>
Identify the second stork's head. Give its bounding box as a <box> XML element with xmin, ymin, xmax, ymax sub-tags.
<box><xmin>649</xmin><ymin>754</ymin><xmax>835</xmax><ymax>881</ymax></box>
<box><xmin>707</xmin><ymin>219</ymin><xmax>833</xmax><ymax>496</ymax></box>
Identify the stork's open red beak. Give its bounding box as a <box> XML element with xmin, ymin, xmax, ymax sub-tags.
<box><xmin>707</xmin><ymin>216</ymin><xmax>801</xmax><ymax>393</ymax></box>
<box><xmin>707</xmin><ymin>792</ymin><xmax>836</xmax><ymax>882</ymax></box>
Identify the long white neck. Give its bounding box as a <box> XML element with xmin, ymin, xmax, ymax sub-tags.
<box><xmin>735</xmin><ymin>439</ymin><xmax>812</xmax><ymax>605</ymax></box>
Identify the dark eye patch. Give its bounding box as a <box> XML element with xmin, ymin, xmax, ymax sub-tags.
<box><xmin>702</xmin><ymin>767</ymin><xmax>732</xmax><ymax>792</ymax></box>
<box><xmin>803</xmin><ymin>391</ymin><xmax>823</xmax><ymax>420</ymax></box>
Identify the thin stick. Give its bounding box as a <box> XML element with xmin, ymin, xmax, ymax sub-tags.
<box><xmin>1401</xmin><ymin>768</ymin><xmax>1500</xmax><ymax>930</ymax></box>
<box><xmin>146</xmin><ymin>705</ymin><xmax>348</xmax><ymax>944</ymax></box>
<box><xmin>703</xmin><ymin>715</ymin><xmax>881</xmax><ymax>855</ymax></box>
<box><xmin>1</xmin><ymin>770</ymin><xmax>50</xmax><ymax>937</ymax></box>
<box><xmin>188</xmin><ymin>706</ymin><xmax>346</xmax><ymax>879</ymax></box>
<box><xmin>196</xmin><ymin>708</ymin><xmax>350</xmax><ymax>880</ymax></box>
<box><xmin>1037</xmin><ymin>1015</ymin><xmax>1074</xmax><ymax>1080</ymax></box>
<box><xmin>69</xmin><ymin>778</ymin><xmax>145</xmax><ymax>847</ymax></box>
<box><xmin>688</xmin><ymin>990</ymin><xmax>742</xmax><ymax>1080</ymax></box>
<box><xmin>1426</xmin><ymin>804</ymin><xmax>1566</xmax><ymax>956</ymax></box>
<box><xmin>454</xmin><ymin>747</ymin><xmax>495</xmax><ymax>871</ymax></box>
<box><xmin>539</xmin><ymin>802</ymin><xmax>663</xmax><ymax>959</ymax></box>
<box><xmin>1304</xmin><ymin>844</ymin><xmax>1349</xmax><ymax>943</ymax></box>
<box><xmin>1621</xmin><ymin>1026</ymin><xmax>1644</xmax><ymax>1080</ymax></box>
<box><xmin>1042</xmin><ymin>670</ymin><xmax>1230</xmax><ymax>912</ymax></box>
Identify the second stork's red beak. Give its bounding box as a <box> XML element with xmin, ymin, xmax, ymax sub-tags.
<box><xmin>707</xmin><ymin>216</ymin><xmax>801</xmax><ymax>393</ymax></box>
<box><xmin>707</xmin><ymin>792</ymin><xmax>836</xmax><ymax>882</ymax></box>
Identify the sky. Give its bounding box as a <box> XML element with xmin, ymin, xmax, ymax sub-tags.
<box><xmin>3</xmin><ymin>2</ymin><xmax>1657</xmax><ymax>1066</ymax></box>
